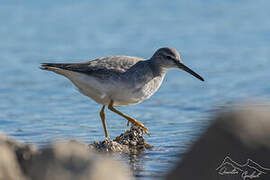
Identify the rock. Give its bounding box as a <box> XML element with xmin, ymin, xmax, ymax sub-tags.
<box><xmin>0</xmin><ymin>141</ymin><xmax>27</xmax><ymax>180</ymax></box>
<box><xmin>0</xmin><ymin>132</ymin><xmax>36</xmax><ymax>180</ymax></box>
<box><xmin>0</xmin><ymin>133</ymin><xmax>133</xmax><ymax>180</ymax></box>
<box><xmin>89</xmin><ymin>124</ymin><xmax>153</xmax><ymax>154</ymax></box>
<box><xmin>0</xmin><ymin>124</ymin><xmax>151</xmax><ymax>180</ymax></box>
<box><xmin>26</xmin><ymin>141</ymin><xmax>133</xmax><ymax>180</ymax></box>
<box><xmin>166</xmin><ymin>105</ymin><xmax>270</xmax><ymax>180</ymax></box>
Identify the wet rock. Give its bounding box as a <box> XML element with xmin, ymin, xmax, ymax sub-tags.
<box><xmin>89</xmin><ymin>124</ymin><xmax>153</xmax><ymax>154</ymax></box>
<box><xmin>166</xmin><ymin>105</ymin><xmax>270</xmax><ymax>180</ymax></box>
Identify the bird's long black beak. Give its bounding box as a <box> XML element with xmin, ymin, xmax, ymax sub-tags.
<box><xmin>177</xmin><ymin>61</ymin><xmax>204</xmax><ymax>81</ymax></box>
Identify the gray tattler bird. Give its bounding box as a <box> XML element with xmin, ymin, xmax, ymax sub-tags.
<box><xmin>40</xmin><ymin>47</ymin><xmax>204</xmax><ymax>139</ymax></box>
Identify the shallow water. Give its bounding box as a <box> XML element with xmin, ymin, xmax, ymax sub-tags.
<box><xmin>1</xmin><ymin>1</ymin><xmax>270</xmax><ymax>179</ymax></box>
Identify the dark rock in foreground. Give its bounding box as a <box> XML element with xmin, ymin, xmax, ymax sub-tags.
<box><xmin>166</xmin><ymin>105</ymin><xmax>270</xmax><ymax>180</ymax></box>
<box><xmin>89</xmin><ymin>125</ymin><xmax>153</xmax><ymax>154</ymax></box>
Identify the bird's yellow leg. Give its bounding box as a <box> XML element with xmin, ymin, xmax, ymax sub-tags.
<box><xmin>99</xmin><ymin>105</ymin><xmax>109</xmax><ymax>139</ymax></box>
<box><xmin>108</xmin><ymin>100</ymin><xmax>149</xmax><ymax>136</ymax></box>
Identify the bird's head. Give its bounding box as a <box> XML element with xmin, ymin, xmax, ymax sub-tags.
<box><xmin>152</xmin><ymin>47</ymin><xmax>204</xmax><ymax>81</ymax></box>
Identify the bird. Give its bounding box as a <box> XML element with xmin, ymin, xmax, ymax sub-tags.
<box><xmin>40</xmin><ymin>47</ymin><xmax>204</xmax><ymax>139</ymax></box>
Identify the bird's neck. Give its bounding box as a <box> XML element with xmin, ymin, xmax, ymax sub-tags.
<box><xmin>148</xmin><ymin>59</ymin><xmax>168</xmax><ymax>77</ymax></box>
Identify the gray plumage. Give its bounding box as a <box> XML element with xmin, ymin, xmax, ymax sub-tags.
<box><xmin>41</xmin><ymin>47</ymin><xmax>203</xmax><ymax>106</ymax></box>
<box><xmin>40</xmin><ymin>47</ymin><xmax>204</xmax><ymax>138</ymax></box>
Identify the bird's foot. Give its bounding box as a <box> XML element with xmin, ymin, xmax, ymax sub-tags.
<box><xmin>143</xmin><ymin>127</ymin><xmax>149</xmax><ymax>136</ymax></box>
<box><xmin>128</xmin><ymin>120</ymin><xmax>149</xmax><ymax>136</ymax></box>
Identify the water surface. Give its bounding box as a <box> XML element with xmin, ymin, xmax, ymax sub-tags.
<box><xmin>1</xmin><ymin>1</ymin><xmax>270</xmax><ymax>179</ymax></box>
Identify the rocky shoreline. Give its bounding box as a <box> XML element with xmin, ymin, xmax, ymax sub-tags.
<box><xmin>0</xmin><ymin>124</ymin><xmax>152</xmax><ymax>180</ymax></box>
<box><xmin>1</xmin><ymin>105</ymin><xmax>270</xmax><ymax>180</ymax></box>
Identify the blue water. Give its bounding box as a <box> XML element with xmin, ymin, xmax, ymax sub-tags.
<box><xmin>1</xmin><ymin>1</ymin><xmax>270</xmax><ymax>179</ymax></box>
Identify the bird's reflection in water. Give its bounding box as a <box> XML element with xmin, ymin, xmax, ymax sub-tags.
<box><xmin>127</xmin><ymin>151</ymin><xmax>147</xmax><ymax>178</ymax></box>
<box><xmin>120</xmin><ymin>148</ymin><xmax>166</xmax><ymax>179</ymax></box>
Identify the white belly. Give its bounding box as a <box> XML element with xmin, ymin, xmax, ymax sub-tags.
<box><xmin>111</xmin><ymin>76</ymin><xmax>164</xmax><ymax>106</ymax></box>
<box><xmin>63</xmin><ymin>70</ymin><xmax>164</xmax><ymax>107</ymax></box>
<box><xmin>65</xmin><ymin>71</ymin><xmax>112</xmax><ymax>105</ymax></box>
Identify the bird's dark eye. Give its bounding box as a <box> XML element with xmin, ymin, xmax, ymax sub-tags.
<box><xmin>166</xmin><ymin>55</ymin><xmax>173</xmax><ymax>60</ymax></box>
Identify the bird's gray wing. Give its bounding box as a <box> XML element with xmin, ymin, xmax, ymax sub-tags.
<box><xmin>41</xmin><ymin>56</ymin><xmax>144</xmax><ymax>78</ymax></box>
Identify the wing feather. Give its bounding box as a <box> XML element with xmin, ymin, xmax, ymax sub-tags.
<box><xmin>41</xmin><ymin>56</ymin><xmax>144</xmax><ymax>77</ymax></box>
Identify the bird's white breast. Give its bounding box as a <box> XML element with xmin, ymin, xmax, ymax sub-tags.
<box><xmin>57</xmin><ymin>67</ymin><xmax>164</xmax><ymax>107</ymax></box>
<box><xmin>111</xmin><ymin>75</ymin><xmax>164</xmax><ymax>106</ymax></box>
